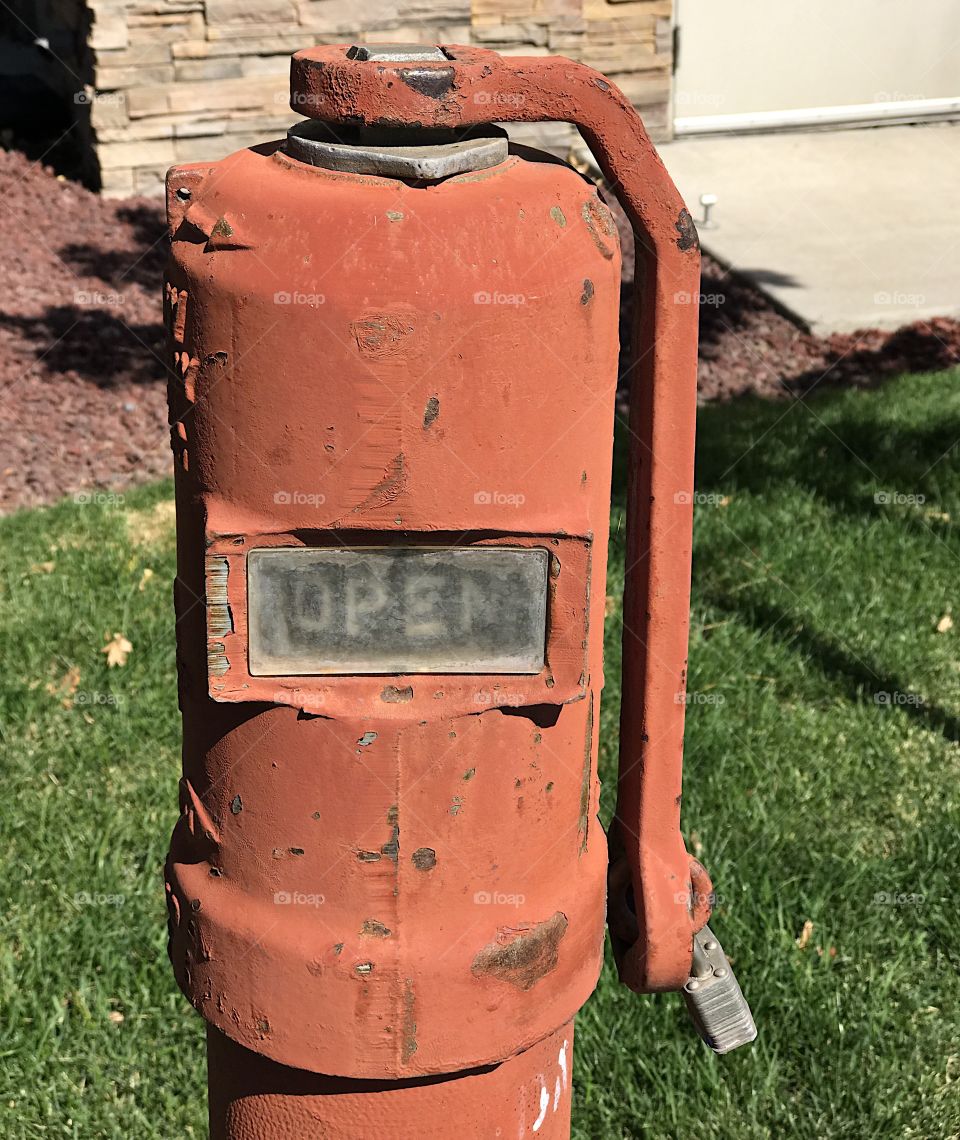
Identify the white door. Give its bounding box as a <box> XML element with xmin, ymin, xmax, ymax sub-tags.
<box><xmin>673</xmin><ymin>0</ymin><xmax>960</xmax><ymax>133</ymax></box>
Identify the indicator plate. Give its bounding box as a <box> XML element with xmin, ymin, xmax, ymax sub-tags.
<box><xmin>247</xmin><ymin>546</ymin><xmax>549</xmax><ymax>676</ymax></box>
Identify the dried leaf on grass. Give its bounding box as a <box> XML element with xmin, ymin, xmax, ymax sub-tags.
<box><xmin>102</xmin><ymin>633</ymin><xmax>132</xmax><ymax>668</ymax></box>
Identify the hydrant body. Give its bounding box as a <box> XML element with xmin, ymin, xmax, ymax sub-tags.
<box><xmin>165</xmin><ymin>108</ymin><xmax>620</xmax><ymax>1130</ymax></box>
<box><xmin>165</xmin><ymin>40</ymin><xmax>754</xmax><ymax>1139</ymax></box>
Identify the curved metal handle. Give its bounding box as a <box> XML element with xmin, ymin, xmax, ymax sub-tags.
<box><xmin>290</xmin><ymin>44</ymin><xmax>706</xmax><ymax>991</ymax></box>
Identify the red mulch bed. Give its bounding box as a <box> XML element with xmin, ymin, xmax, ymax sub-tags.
<box><xmin>1</xmin><ymin>148</ymin><xmax>957</xmax><ymax>513</ymax></box>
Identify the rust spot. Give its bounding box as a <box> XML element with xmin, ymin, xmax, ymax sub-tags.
<box><xmin>398</xmin><ymin>66</ymin><xmax>455</xmax><ymax>100</ymax></box>
<box><xmin>360</xmin><ymin>918</ymin><xmax>392</xmax><ymax>939</ymax></box>
<box><xmin>381</xmin><ymin>684</ymin><xmax>413</xmax><ymax>703</ymax></box>
<box><xmin>204</xmin><ymin>350</ymin><xmax>228</xmax><ymax>366</ymax></box>
<box><xmin>423</xmin><ymin>395</ymin><xmax>440</xmax><ymax>428</ymax></box>
<box><xmin>462</xmin><ymin>767</ymin><xmax>475</xmax><ymax>781</ymax></box>
<box><xmin>581</xmin><ymin>198</ymin><xmax>617</xmax><ymax>260</ymax></box>
<box><xmin>358</xmin><ymin>850</ymin><xmax>382</xmax><ymax>862</ymax></box>
<box><xmin>675</xmin><ymin>208</ymin><xmax>700</xmax><ymax>252</ymax></box>
<box><xmin>471</xmin><ymin>912</ymin><xmax>568</xmax><ymax>991</ymax></box>
<box><xmin>412</xmin><ymin>847</ymin><xmax>436</xmax><ymax>871</ymax></box>
<box><xmin>580</xmin><ymin>278</ymin><xmax>594</xmax><ymax>305</ymax></box>
<box><xmin>289</xmin><ymin>847</ymin><xmax>304</xmax><ymax>856</ymax></box>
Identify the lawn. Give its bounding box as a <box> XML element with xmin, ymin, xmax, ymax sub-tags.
<box><xmin>1</xmin><ymin>370</ymin><xmax>959</xmax><ymax>1138</ymax></box>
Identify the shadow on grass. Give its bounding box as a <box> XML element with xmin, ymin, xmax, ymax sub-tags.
<box><xmin>610</xmin><ymin>370</ymin><xmax>960</xmax><ymax>741</ymax></box>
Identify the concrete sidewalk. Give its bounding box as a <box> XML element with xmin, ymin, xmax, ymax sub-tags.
<box><xmin>657</xmin><ymin>122</ymin><xmax>960</xmax><ymax>335</ymax></box>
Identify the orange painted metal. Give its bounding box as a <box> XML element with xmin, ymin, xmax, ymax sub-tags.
<box><xmin>207</xmin><ymin>1022</ymin><xmax>575</xmax><ymax>1139</ymax></box>
<box><xmin>163</xmin><ymin>42</ymin><xmax>706</xmax><ymax>1136</ymax></box>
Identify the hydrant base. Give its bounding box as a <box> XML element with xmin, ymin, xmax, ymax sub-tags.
<box><xmin>208</xmin><ymin>1021</ymin><xmax>575</xmax><ymax>1139</ymax></box>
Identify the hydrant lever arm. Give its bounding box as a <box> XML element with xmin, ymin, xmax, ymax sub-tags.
<box><xmin>290</xmin><ymin>43</ymin><xmax>706</xmax><ymax>993</ymax></box>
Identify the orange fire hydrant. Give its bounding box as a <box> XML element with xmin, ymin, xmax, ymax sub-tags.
<box><xmin>163</xmin><ymin>42</ymin><xmax>755</xmax><ymax>1139</ymax></box>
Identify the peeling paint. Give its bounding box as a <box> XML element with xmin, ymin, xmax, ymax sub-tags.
<box><xmin>471</xmin><ymin>912</ymin><xmax>568</xmax><ymax>990</ymax></box>
<box><xmin>360</xmin><ymin>918</ymin><xmax>391</xmax><ymax>939</ymax></box>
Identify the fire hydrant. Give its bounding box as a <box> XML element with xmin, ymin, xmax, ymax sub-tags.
<box><xmin>163</xmin><ymin>41</ymin><xmax>755</xmax><ymax>1139</ymax></box>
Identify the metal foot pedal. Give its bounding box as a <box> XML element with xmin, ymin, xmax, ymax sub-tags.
<box><xmin>683</xmin><ymin>925</ymin><xmax>757</xmax><ymax>1055</ymax></box>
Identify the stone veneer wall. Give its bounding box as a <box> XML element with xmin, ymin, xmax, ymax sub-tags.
<box><xmin>83</xmin><ymin>0</ymin><xmax>673</xmax><ymax>196</ymax></box>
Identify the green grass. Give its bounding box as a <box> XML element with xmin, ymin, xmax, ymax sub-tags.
<box><xmin>2</xmin><ymin>370</ymin><xmax>960</xmax><ymax>1137</ymax></box>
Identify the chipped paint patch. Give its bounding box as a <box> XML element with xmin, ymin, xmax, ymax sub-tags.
<box><xmin>580</xmin><ymin>278</ymin><xmax>594</xmax><ymax>305</ymax></box>
<box><xmin>423</xmin><ymin>394</ymin><xmax>440</xmax><ymax>428</ymax></box>
<box><xmin>578</xmin><ymin>693</ymin><xmax>594</xmax><ymax>854</ymax></box>
<box><xmin>581</xmin><ymin>198</ymin><xmax>617</xmax><ymax>260</ymax></box>
<box><xmin>402</xmin><ymin>978</ymin><xmax>418</xmax><ymax>1061</ymax></box>
<box><xmin>206</xmin><ymin>556</ymin><xmax>233</xmax><ymax>638</ymax></box>
<box><xmin>350</xmin><ymin>313</ymin><xmax>414</xmax><ymax>360</ymax></box>
<box><xmin>386</xmin><ymin>210</ymin><xmax>404</xmax><ymax>222</ymax></box>
<box><xmin>381</xmin><ymin>684</ymin><xmax>413</xmax><ymax>703</ymax></box>
<box><xmin>471</xmin><ymin>912</ymin><xmax>568</xmax><ymax>990</ymax></box>
<box><xmin>360</xmin><ymin>918</ymin><xmax>391</xmax><ymax>939</ymax></box>
<box><xmin>675</xmin><ymin>207</ymin><xmax>700</xmax><ymax>252</ymax></box>
<box><xmin>354</xmin><ymin>453</ymin><xmax>407</xmax><ymax>514</ymax></box>
<box><xmin>549</xmin><ymin>205</ymin><xmax>567</xmax><ymax>227</ymax></box>
<box><xmin>357</xmin><ymin>731</ymin><xmax>378</xmax><ymax>747</ymax></box>
<box><xmin>412</xmin><ymin>847</ymin><xmax>436</xmax><ymax>871</ymax></box>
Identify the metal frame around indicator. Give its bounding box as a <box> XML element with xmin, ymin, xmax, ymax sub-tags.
<box><xmin>204</xmin><ymin>531</ymin><xmax>593</xmax><ymax>720</ymax></box>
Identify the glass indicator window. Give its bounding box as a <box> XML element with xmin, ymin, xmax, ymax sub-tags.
<box><xmin>246</xmin><ymin>546</ymin><xmax>549</xmax><ymax>676</ymax></box>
